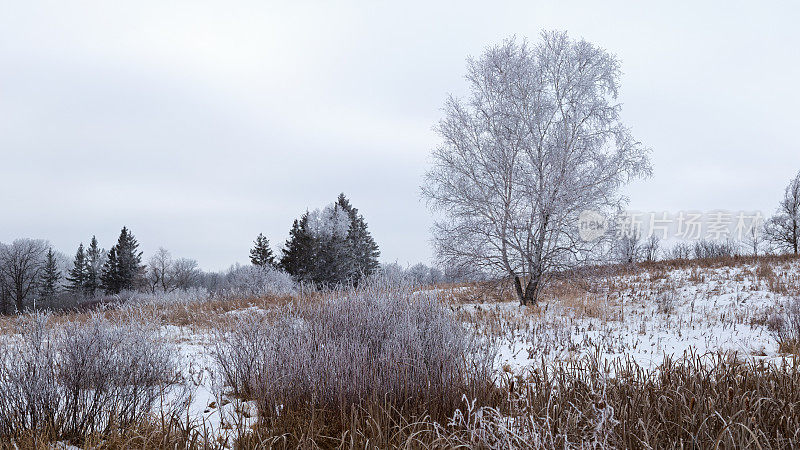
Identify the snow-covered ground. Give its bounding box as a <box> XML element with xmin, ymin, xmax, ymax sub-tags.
<box><xmin>452</xmin><ymin>261</ymin><xmax>798</xmax><ymax>374</ymax></box>
<box><xmin>161</xmin><ymin>324</ymin><xmax>258</xmax><ymax>446</ymax></box>
<box><xmin>40</xmin><ymin>258</ymin><xmax>794</xmax><ymax>443</ymax></box>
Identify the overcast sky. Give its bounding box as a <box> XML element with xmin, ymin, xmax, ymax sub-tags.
<box><xmin>1</xmin><ymin>1</ymin><xmax>798</xmax><ymax>270</ymax></box>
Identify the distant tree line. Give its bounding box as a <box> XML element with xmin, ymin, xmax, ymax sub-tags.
<box><xmin>611</xmin><ymin>169</ymin><xmax>800</xmax><ymax>266</ymax></box>
<box><xmin>609</xmin><ymin>171</ymin><xmax>800</xmax><ymax>265</ymax></box>
<box><xmin>0</xmin><ymin>193</ymin><xmax>386</xmax><ymax>314</ymax></box>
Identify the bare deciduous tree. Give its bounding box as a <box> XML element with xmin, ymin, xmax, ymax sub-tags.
<box><xmin>0</xmin><ymin>244</ymin><xmax>9</xmax><ymax>314</ymax></box>
<box><xmin>172</xmin><ymin>258</ymin><xmax>200</xmax><ymax>290</ymax></box>
<box><xmin>765</xmin><ymin>170</ymin><xmax>800</xmax><ymax>255</ymax></box>
<box><xmin>422</xmin><ymin>32</ymin><xmax>651</xmax><ymax>305</ymax></box>
<box><xmin>615</xmin><ymin>230</ymin><xmax>642</xmax><ymax>265</ymax></box>
<box><xmin>147</xmin><ymin>248</ymin><xmax>201</xmax><ymax>293</ymax></box>
<box><xmin>668</xmin><ymin>242</ymin><xmax>693</xmax><ymax>260</ymax></box>
<box><xmin>146</xmin><ymin>247</ymin><xmax>174</xmax><ymax>293</ymax></box>
<box><xmin>744</xmin><ymin>219</ymin><xmax>766</xmax><ymax>257</ymax></box>
<box><xmin>0</xmin><ymin>239</ymin><xmax>48</xmax><ymax>312</ymax></box>
<box><xmin>642</xmin><ymin>235</ymin><xmax>660</xmax><ymax>262</ymax></box>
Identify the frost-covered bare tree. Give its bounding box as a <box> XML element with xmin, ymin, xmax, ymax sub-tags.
<box><xmin>0</xmin><ymin>243</ymin><xmax>9</xmax><ymax>314</ymax></box>
<box><xmin>423</xmin><ymin>32</ymin><xmax>651</xmax><ymax>305</ymax></box>
<box><xmin>0</xmin><ymin>239</ymin><xmax>48</xmax><ymax>312</ymax></box>
<box><xmin>744</xmin><ymin>220</ymin><xmax>766</xmax><ymax>257</ymax></box>
<box><xmin>172</xmin><ymin>258</ymin><xmax>200</xmax><ymax>290</ymax></box>
<box><xmin>642</xmin><ymin>235</ymin><xmax>660</xmax><ymax>262</ymax></box>
<box><xmin>407</xmin><ymin>263</ymin><xmax>444</xmax><ymax>286</ymax></box>
<box><xmin>615</xmin><ymin>230</ymin><xmax>642</xmax><ymax>265</ymax></box>
<box><xmin>146</xmin><ymin>248</ymin><xmax>201</xmax><ymax>293</ymax></box>
<box><xmin>668</xmin><ymin>242</ymin><xmax>693</xmax><ymax>260</ymax></box>
<box><xmin>693</xmin><ymin>239</ymin><xmax>737</xmax><ymax>259</ymax></box>
<box><xmin>146</xmin><ymin>247</ymin><xmax>174</xmax><ymax>293</ymax></box>
<box><xmin>765</xmin><ymin>170</ymin><xmax>800</xmax><ymax>255</ymax></box>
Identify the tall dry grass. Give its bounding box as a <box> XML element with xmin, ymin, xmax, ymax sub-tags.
<box><xmin>218</xmin><ymin>351</ymin><xmax>800</xmax><ymax>449</ymax></box>
<box><xmin>212</xmin><ymin>281</ymin><xmax>502</xmax><ymax>443</ymax></box>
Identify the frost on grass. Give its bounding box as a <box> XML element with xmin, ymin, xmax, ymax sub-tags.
<box><xmin>219</xmin><ymin>264</ymin><xmax>296</xmax><ymax>298</ymax></box>
<box><xmin>454</xmin><ymin>259</ymin><xmax>800</xmax><ymax>373</ymax></box>
<box><xmin>0</xmin><ymin>312</ymin><xmax>187</xmax><ymax>441</ymax></box>
<box><xmin>212</xmin><ymin>282</ymin><xmax>499</xmax><ymax>431</ymax></box>
<box><xmin>768</xmin><ymin>295</ymin><xmax>800</xmax><ymax>353</ymax></box>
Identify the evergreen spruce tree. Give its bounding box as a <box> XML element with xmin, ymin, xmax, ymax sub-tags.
<box><xmin>101</xmin><ymin>227</ymin><xmax>144</xmax><ymax>294</ymax></box>
<box><xmin>336</xmin><ymin>193</ymin><xmax>380</xmax><ymax>283</ymax></box>
<box><xmin>317</xmin><ymin>202</ymin><xmax>351</xmax><ymax>285</ymax></box>
<box><xmin>351</xmin><ymin>215</ymin><xmax>380</xmax><ymax>277</ymax></box>
<box><xmin>281</xmin><ymin>196</ymin><xmax>380</xmax><ymax>286</ymax></box>
<box><xmin>66</xmin><ymin>243</ymin><xmax>88</xmax><ymax>293</ymax></box>
<box><xmin>100</xmin><ymin>247</ymin><xmax>119</xmax><ymax>294</ymax></box>
<box><xmin>85</xmin><ymin>236</ymin><xmax>102</xmax><ymax>297</ymax></box>
<box><xmin>249</xmin><ymin>233</ymin><xmax>276</xmax><ymax>268</ymax></box>
<box><xmin>39</xmin><ymin>248</ymin><xmax>61</xmax><ymax>307</ymax></box>
<box><xmin>280</xmin><ymin>214</ymin><xmax>314</xmax><ymax>281</ymax></box>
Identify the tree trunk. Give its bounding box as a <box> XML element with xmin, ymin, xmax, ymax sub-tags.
<box><xmin>514</xmin><ymin>276</ymin><xmax>525</xmax><ymax>306</ymax></box>
<box><xmin>514</xmin><ymin>275</ymin><xmax>541</xmax><ymax>306</ymax></box>
<box><xmin>523</xmin><ymin>277</ymin><xmax>540</xmax><ymax>305</ymax></box>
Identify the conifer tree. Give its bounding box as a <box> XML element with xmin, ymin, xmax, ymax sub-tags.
<box><xmin>85</xmin><ymin>236</ymin><xmax>103</xmax><ymax>297</ymax></box>
<box><xmin>350</xmin><ymin>214</ymin><xmax>380</xmax><ymax>277</ymax></box>
<box><xmin>39</xmin><ymin>248</ymin><xmax>61</xmax><ymax>307</ymax></box>
<box><xmin>280</xmin><ymin>214</ymin><xmax>314</xmax><ymax>281</ymax></box>
<box><xmin>336</xmin><ymin>193</ymin><xmax>380</xmax><ymax>283</ymax></box>
<box><xmin>281</xmin><ymin>195</ymin><xmax>380</xmax><ymax>286</ymax></box>
<box><xmin>100</xmin><ymin>247</ymin><xmax>119</xmax><ymax>293</ymax></box>
<box><xmin>101</xmin><ymin>227</ymin><xmax>144</xmax><ymax>294</ymax></box>
<box><xmin>312</xmin><ymin>204</ymin><xmax>351</xmax><ymax>285</ymax></box>
<box><xmin>249</xmin><ymin>233</ymin><xmax>276</xmax><ymax>268</ymax></box>
<box><xmin>67</xmin><ymin>243</ymin><xmax>88</xmax><ymax>293</ymax></box>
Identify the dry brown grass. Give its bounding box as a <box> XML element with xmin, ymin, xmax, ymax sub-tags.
<box><xmin>0</xmin><ymin>416</ymin><xmax>206</xmax><ymax>450</ymax></box>
<box><xmin>507</xmin><ymin>352</ymin><xmax>800</xmax><ymax>448</ymax></box>
<box><xmin>0</xmin><ymin>294</ymin><xmax>301</xmax><ymax>336</ymax></box>
<box><xmin>778</xmin><ymin>338</ymin><xmax>800</xmax><ymax>355</ymax></box>
<box><xmin>6</xmin><ymin>351</ymin><xmax>800</xmax><ymax>449</ymax></box>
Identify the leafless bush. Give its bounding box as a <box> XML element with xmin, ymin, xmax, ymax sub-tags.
<box><xmin>212</xmin><ymin>283</ymin><xmax>499</xmax><ymax>436</ymax></box>
<box><xmin>693</xmin><ymin>239</ymin><xmax>737</xmax><ymax>259</ymax></box>
<box><xmin>125</xmin><ymin>287</ymin><xmax>210</xmax><ymax>306</ymax></box>
<box><xmin>220</xmin><ymin>264</ymin><xmax>296</xmax><ymax>298</ymax></box>
<box><xmin>0</xmin><ymin>313</ymin><xmax>185</xmax><ymax>443</ymax></box>
<box><xmin>655</xmin><ymin>289</ymin><xmax>676</xmax><ymax>315</ymax></box>
<box><xmin>769</xmin><ymin>296</ymin><xmax>800</xmax><ymax>353</ymax></box>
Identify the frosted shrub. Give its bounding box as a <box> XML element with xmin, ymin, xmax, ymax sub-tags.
<box><xmin>212</xmin><ymin>284</ymin><xmax>497</xmax><ymax>430</ymax></box>
<box><xmin>692</xmin><ymin>239</ymin><xmax>737</xmax><ymax>259</ymax></box>
<box><xmin>92</xmin><ymin>287</ymin><xmax>211</xmax><ymax>308</ymax></box>
<box><xmin>769</xmin><ymin>296</ymin><xmax>800</xmax><ymax>353</ymax></box>
<box><xmin>655</xmin><ymin>290</ymin><xmax>676</xmax><ymax>315</ymax></box>
<box><xmin>130</xmin><ymin>287</ymin><xmax>210</xmax><ymax>306</ymax></box>
<box><xmin>0</xmin><ymin>313</ymin><xmax>182</xmax><ymax>441</ymax></box>
<box><xmin>222</xmin><ymin>264</ymin><xmax>296</xmax><ymax>298</ymax></box>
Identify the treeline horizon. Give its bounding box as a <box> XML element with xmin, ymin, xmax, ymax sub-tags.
<box><xmin>0</xmin><ymin>193</ymin><xmax>453</xmax><ymax>314</ymax></box>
